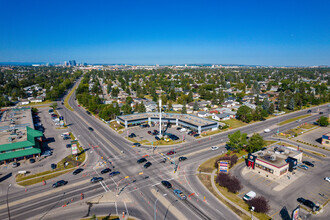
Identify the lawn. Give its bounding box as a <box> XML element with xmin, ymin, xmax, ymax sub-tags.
<box><xmin>109</xmin><ymin>121</ymin><xmax>124</xmax><ymax>131</ymax></box>
<box><xmin>224</xmin><ymin>119</ymin><xmax>247</xmax><ymax>129</ymax></box>
<box><xmin>299</xmin><ymin>123</ymin><xmax>317</xmax><ymax>130</ymax></box>
<box><xmin>277</xmin><ymin>114</ymin><xmax>311</xmax><ymax>125</ymax></box>
<box><xmin>24</xmin><ymin>100</ymin><xmax>54</xmax><ymax>106</ymax></box>
<box><xmin>17</xmin><ymin>169</ymin><xmax>73</xmax><ymax>186</ymax></box>
<box><xmin>64</xmin><ymin>84</ymin><xmax>77</xmax><ymax>111</ymax></box>
<box><xmin>200</xmin><ymin>129</ymin><xmax>222</xmax><ymax>137</ymax></box>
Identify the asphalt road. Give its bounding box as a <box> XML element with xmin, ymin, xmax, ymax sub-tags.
<box><xmin>2</xmin><ymin>80</ymin><xmax>329</xmax><ymax>220</ymax></box>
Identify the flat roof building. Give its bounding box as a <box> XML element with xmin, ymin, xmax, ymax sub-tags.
<box><xmin>321</xmin><ymin>132</ymin><xmax>330</xmax><ymax>147</ymax></box>
<box><xmin>116</xmin><ymin>112</ymin><xmax>218</xmax><ymax>134</ymax></box>
<box><xmin>0</xmin><ymin>107</ymin><xmax>43</xmax><ymax>164</ymax></box>
<box><xmin>246</xmin><ymin>144</ymin><xmax>302</xmax><ymax>178</ymax></box>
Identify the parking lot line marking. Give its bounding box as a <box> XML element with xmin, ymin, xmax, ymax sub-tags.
<box><xmin>270</xmin><ymin>209</ymin><xmax>281</xmax><ymax>218</ymax></box>
<box><xmin>254</xmin><ymin>175</ymin><xmax>264</xmax><ymax>181</ymax></box>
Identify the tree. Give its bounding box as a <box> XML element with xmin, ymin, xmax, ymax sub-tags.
<box><xmin>246</xmin><ymin>133</ymin><xmax>265</xmax><ymax>153</ymax></box>
<box><xmin>121</xmin><ymin>104</ymin><xmax>132</xmax><ymax>115</ymax></box>
<box><xmin>181</xmin><ymin>102</ymin><xmax>187</xmax><ymax>114</ymax></box>
<box><xmin>317</xmin><ymin>116</ymin><xmax>329</xmax><ymax>127</ymax></box>
<box><xmin>126</xmin><ymin>96</ymin><xmax>133</xmax><ymax>105</ymax></box>
<box><xmin>193</xmin><ymin>101</ymin><xmax>199</xmax><ymax>111</ymax></box>
<box><xmin>168</xmin><ymin>101</ymin><xmax>173</xmax><ymax>111</ymax></box>
<box><xmin>287</xmin><ymin>97</ymin><xmax>295</xmax><ymax>110</ymax></box>
<box><xmin>138</xmin><ymin>102</ymin><xmax>146</xmax><ymax>113</ymax></box>
<box><xmin>50</xmin><ymin>103</ymin><xmax>58</xmax><ymax>110</ymax></box>
<box><xmin>262</xmin><ymin>99</ymin><xmax>269</xmax><ymax>111</ymax></box>
<box><xmin>226</xmin><ymin>130</ymin><xmax>247</xmax><ymax>152</ymax></box>
<box><xmin>236</xmin><ymin>106</ymin><xmax>252</xmax><ymax>123</ymax></box>
<box><xmin>247</xmin><ymin>196</ymin><xmax>270</xmax><ymax>213</ymax></box>
<box><xmin>269</xmin><ymin>103</ymin><xmax>274</xmax><ymax>114</ymax></box>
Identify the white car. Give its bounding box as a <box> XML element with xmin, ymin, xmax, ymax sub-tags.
<box><xmin>264</xmin><ymin>129</ymin><xmax>271</xmax><ymax>133</ymax></box>
<box><xmin>325</xmin><ymin>177</ymin><xmax>330</xmax><ymax>182</ymax></box>
<box><xmin>180</xmin><ymin>128</ymin><xmax>186</xmax><ymax>133</ymax></box>
<box><xmin>243</xmin><ymin>191</ymin><xmax>256</xmax><ymax>201</ymax></box>
<box><xmin>211</xmin><ymin>146</ymin><xmax>219</xmax><ymax>151</ymax></box>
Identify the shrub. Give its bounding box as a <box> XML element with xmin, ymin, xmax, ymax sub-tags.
<box><xmin>216</xmin><ymin>173</ymin><xmax>242</xmax><ymax>193</ymax></box>
<box><xmin>248</xmin><ymin>196</ymin><xmax>270</xmax><ymax>213</ymax></box>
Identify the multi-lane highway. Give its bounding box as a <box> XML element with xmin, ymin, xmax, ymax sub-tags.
<box><xmin>1</xmin><ymin>82</ymin><xmax>329</xmax><ymax>220</ymax></box>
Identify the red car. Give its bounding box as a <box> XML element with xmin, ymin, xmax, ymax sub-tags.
<box><xmin>148</xmin><ymin>131</ymin><xmax>152</xmax><ymax>134</ymax></box>
<box><xmin>78</xmin><ymin>105</ymin><xmax>80</xmax><ymax>107</ymax></box>
<box><xmin>166</xmin><ymin>151</ymin><xmax>176</xmax><ymax>156</ymax></box>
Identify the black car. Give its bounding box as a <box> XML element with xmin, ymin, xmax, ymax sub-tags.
<box><xmin>91</xmin><ymin>177</ymin><xmax>104</xmax><ymax>183</ymax></box>
<box><xmin>86</xmin><ymin>111</ymin><xmax>91</xmax><ymax>115</ymax></box>
<box><xmin>133</xmin><ymin>143</ymin><xmax>141</xmax><ymax>147</ymax></box>
<box><xmin>66</xmin><ymin>144</ymin><xmax>71</xmax><ymax>148</ymax></box>
<box><xmin>88</xmin><ymin>127</ymin><xmax>94</xmax><ymax>131</ymax></box>
<box><xmin>109</xmin><ymin>171</ymin><xmax>120</xmax><ymax>177</ymax></box>
<box><xmin>63</xmin><ymin>136</ymin><xmax>71</xmax><ymax>140</ymax></box>
<box><xmin>52</xmin><ymin>180</ymin><xmax>68</xmax><ymax>188</ymax></box>
<box><xmin>179</xmin><ymin>156</ymin><xmax>187</xmax><ymax>161</ymax></box>
<box><xmin>101</xmin><ymin>168</ymin><xmax>111</xmax><ymax>174</ymax></box>
<box><xmin>161</xmin><ymin>180</ymin><xmax>172</xmax><ymax>188</ymax></box>
<box><xmin>176</xmin><ymin>127</ymin><xmax>182</xmax><ymax>130</ymax></box>
<box><xmin>307</xmin><ymin>110</ymin><xmax>312</xmax><ymax>113</ymax></box>
<box><xmin>29</xmin><ymin>158</ymin><xmax>35</xmax><ymax>163</ymax></box>
<box><xmin>155</xmin><ymin>136</ymin><xmax>160</xmax><ymax>141</ymax></box>
<box><xmin>297</xmin><ymin>197</ymin><xmax>319</xmax><ymax>211</ymax></box>
<box><xmin>137</xmin><ymin>158</ymin><xmax>147</xmax><ymax>164</ymax></box>
<box><xmin>144</xmin><ymin>162</ymin><xmax>152</xmax><ymax>168</ymax></box>
<box><xmin>73</xmin><ymin>168</ymin><xmax>84</xmax><ymax>175</ymax></box>
<box><xmin>129</xmin><ymin>133</ymin><xmax>136</xmax><ymax>137</ymax></box>
<box><xmin>193</xmin><ymin>133</ymin><xmax>200</xmax><ymax>137</ymax></box>
<box><xmin>303</xmin><ymin>161</ymin><xmax>314</xmax><ymax>167</ymax></box>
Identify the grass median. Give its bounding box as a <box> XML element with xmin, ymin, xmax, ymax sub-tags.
<box><xmin>278</xmin><ymin>114</ymin><xmax>311</xmax><ymax>125</ymax></box>
<box><xmin>64</xmin><ymin>84</ymin><xmax>77</xmax><ymax>111</ymax></box>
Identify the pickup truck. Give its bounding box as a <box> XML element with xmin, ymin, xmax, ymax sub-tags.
<box><xmin>243</xmin><ymin>191</ymin><xmax>256</xmax><ymax>201</ymax></box>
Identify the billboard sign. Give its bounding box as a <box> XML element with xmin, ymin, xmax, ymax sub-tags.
<box><xmin>71</xmin><ymin>140</ymin><xmax>78</xmax><ymax>155</ymax></box>
<box><xmin>292</xmin><ymin>206</ymin><xmax>300</xmax><ymax>220</ymax></box>
<box><xmin>218</xmin><ymin>160</ymin><xmax>231</xmax><ymax>173</ymax></box>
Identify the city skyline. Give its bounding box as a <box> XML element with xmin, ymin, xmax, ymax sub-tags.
<box><xmin>0</xmin><ymin>0</ymin><xmax>329</xmax><ymax>66</ymax></box>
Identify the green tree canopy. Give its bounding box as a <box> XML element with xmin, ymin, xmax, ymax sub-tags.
<box><xmin>226</xmin><ymin>130</ymin><xmax>247</xmax><ymax>152</ymax></box>
<box><xmin>317</xmin><ymin>116</ymin><xmax>329</xmax><ymax>127</ymax></box>
<box><xmin>246</xmin><ymin>133</ymin><xmax>265</xmax><ymax>153</ymax></box>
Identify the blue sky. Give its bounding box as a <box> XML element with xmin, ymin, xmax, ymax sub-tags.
<box><xmin>0</xmin><ymin>0</ymin><xmax>329</xmax><ymax>66</ymax></box>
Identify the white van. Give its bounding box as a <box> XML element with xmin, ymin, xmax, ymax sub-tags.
<box><xmin>243</xmin><ymin>191</ymin><xmax>256</xmax><ymax>201</ymax></box>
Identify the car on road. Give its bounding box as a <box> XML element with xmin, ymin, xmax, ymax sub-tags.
<box><xmin>307</xmin><ymin>110</ymin><xmax>312</xmax><ymax>113</ymax></box>
<box><xmin>78</xmin><ymin>105</ymin><xmax>80</xmax><ymax>107</ymax></box>
<box><xmin>166</xmin><ymin>151</ymin><xmax>176</xmax><ymax>155</ymax></box>
<box><xmin>137</xmin><ymin>158</ymin><xmax>147</xmax><ymax>164</ymax></box>
<box><xmin>52</xmin><ymin>180</ymin><xmax>68</xmax><ymax>188</ymax></box>
<box><xmin>324</xmin><ymin>177</ymin><xmax>330</xmax><ymax>182</ymax></box>
<box><xmin>91</xmin><ymin>177</ymin><xmax>104</xmax><ymax>183</ymax></box>
<box><xmin>29</xmin><ymin>158</ymin><xmax>35</xmax><ymax>163</ymax></box>
<box><xmin>88</xmin><ymin>127</ymin><xmax>94</xmax><ymax>131</ymax></box>
<box><xmin>109</xmin><ymin>171</ymin><xmax>120</xmax><ymax>177</ymax></box>
<box><xmin>161</xmin><ymin>180</ymin><xmax>172</xmax><ymax>188</ymax></box>
<box><xmin>144</xmin><ymin>162</ymin><xmax>152</xmax><ymax>168</ymax></box>
<box><xmin>176</xmin><ymin>127</ymin><xmax>181</xmax><ymax>130</ymax></box>
<box><xmin>297</xmin><ymin>197</ymin><xmax>319</xmax><ymax>211</ymax></box>
<box><xmin>211</xmin><ymin>146</ymin><xmax>219</xmax><ymax>151</ymax></box>
<box><xmin>264</xmin><ymin>128</ymin><xmax>271</xmax><ymax>133</ymax></box>
<box><xmin>319</xmin><ymin>112</ymin><xmax>323</xmax><ymax>114</ymax></box>
<box><xmin>179</xmin><ymin>156</ymin><xmax>187</xmax><ymax>161</ymax></box>
<box><xmin>173</xmin><ymin>189</ymin><xmax>187</xmax><ymax>200</ymax></box>
<box><xmin>73</xmin><ymin>168</ymin><xmax>84</xmax><ymax>175</ymax></box>
<box><xmin>302</xmin><ymin>161</ymin><xmax>314</xmax><ymax>167</ymax></box>
<box><xmin>133</xmin><ymin>143</ymin><xmax>141</xmax><ymax>147</ymax></box>
<box><xmin>243</xmin><ymin>191</ymin><xmax>256</xmax><ymax>201</ymax></box>
<box><xmin>298</xmin><ymin>164</ymin><xmax>308</xmax><ymax>170</ymax></box>
<box><xmin>86</xmin><ymin>111</ymin><xmax>91</xmax><ymax>115</ymax></box>
<box><xmin>101</xmin><ymin>168</ymin><xmax>111</xmax><ymax>174</ymax></box>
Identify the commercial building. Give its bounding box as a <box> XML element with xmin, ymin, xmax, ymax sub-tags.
<box><xmin>321</xmin><ymin>132</ymin><xmax>330</xmax><ymax>147</ymax></box>
<box><xmin>246</xmin><ymin>144</ymin><xmax>302</xmax><ymax>178</ymax></box>
<box><xmin>116</xmin><ymin>112</ymin><xmax>218</xmax><ymax>134</ymax></box>
<box><xmin>0</xmin><ymin>107</ymin><xmax>43</xmax><ymax>164</ymax></box>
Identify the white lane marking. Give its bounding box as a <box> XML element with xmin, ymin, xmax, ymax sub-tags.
<box><xmin>115</xmin><ymin>202</ymin><xmax>118</xmax><ymax>216</ymax></box>
<box><xmin>99</xmin><ymin>181</ymin><xmax>108</xmax><ymax>192</ymax></box>
<box><xmin>124</xmin><ymin>201</ymin><xmax>129</xmax><ymax>217</ymax></box>
<box><xmin>152</xmin><ymin>183</ymin><xmax>160</xmax><ymax>186</ymax></box>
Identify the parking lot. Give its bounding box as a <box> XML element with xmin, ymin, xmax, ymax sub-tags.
<box><xmin>293</xmin><ymin>127</ymin><xmax>330</xmax><ymax>147</ymax></box>
<box><xmin>121</xmin><ymin>123</ymin><xmax>200</xmax><ymax>144</ymax></box>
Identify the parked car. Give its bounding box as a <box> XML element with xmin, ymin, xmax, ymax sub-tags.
<box><xmin>101</xmin><ymin>168</ymin><xmax>111</xmax><ymax>174</ymax></box>
<box><xmin>297</xmin><ymin>197</ymin><xmax>319</xmax><ymax>211</ymax></box>
<box><xmin>302</xmin><ymin>161</ymin><xmax>314</xmax><ymax>167</ymax></box>
<box><xmin>12</xmin><ymin>162</ymin><xmax>18</xmax><ymax>168</ymax></box>
<box><xmin>86</xmin><ymin>111</ymin><xmax>91</xmax><ymax>115</ymax></box>
<box><xmin>52</xmin><ymin>180</ymin><xmax>68</xmax><ymax>188</ymax></box>
<box><xmin>91</xmin><ymin>177</ymin><xmax>104</xmax><ymax>183</ymax></box>
<box><xmin>155</xmin><ymin>136</ymin><xmax>160</xmax><ymax>141</ymax></box>
<box><xmin>137</xmin><ymin>158</ymin><xmax>147</xmax><ymax>164</ymax></box>
<box><xmin>133</xmin><ymin>143</ymin><xmax>141</xmax><ymax>147</ymax></box>
<box><xmin>193</xmin><ymin>133</ymin><xmax>199</xmax><ymax>137</ymax></box>
<box><xmin>243</xmin><ymin>191</ymin><xmax>256</xmax><ymax>201</ymax></box>
<box><xmin>63</xmin><ymin>136</ymin><xmax>71</xmax><ymax>140</ymax></box>
<box><xmin>298</xmin><ymin>164</ymin><xmax>308</xmax><ymax>170</ymax></box>
<box><xmin>144</xmin><ymin>162</ymin><xmax>152</xmax><ymax>168</ymax></box>
<box><xmin>173</xmin><ymin>189</ymin><xmax>187</xmax><ymax>200</ymax></box>
<box><xmin>166</xmin><ymin>151</ymin><xmax>176</xmax><ymax>155</ymax></box>
<box><xmin>161</xmin><ymin>180</ymin><xmax>172</xmax><ymax>188</ymax></box>
<box><xmin>73</xmin><ymin>168</ymin><xmax>84</xmax><ymax>175</ymax></box>
<box><xmin>179</xmin><ymin>157</ymin><xmax>187</xmax><ymax>161</ymax></box>
<box><xmin>148</xmin><ymin>131</ymin><xmax>152</xmax><ymax>134</ymax></box>
<box><xmin>88</xmin><ymin>127</ymin><xmax>94</xmax><ymax>131</ymax></box>
<box><xmin>211</xmin><ymin>146</ymin><xmax>219</xmax><ymax>151</ymax></box>
<box><xmin>66</xmin><ymin>144</ymin><xmax>71</xmax><ymax>148</ymax></box>
<box><xmin>180</xmin><ymin>128</ymin><xmax>186</xmax><ymax>133</ymax></box>
<box><xmin>109</xmin><ymin>171</ymin><xmax>120</xmax><ymax>177</ymax></box>
<box><xmin>324</xmin><ymin>177</ymin><xmax>330</xmax><ymax>182</ymax></box>
<box><xmin>176</xmin><ymin>127</ymin><xmax>182</xmax><ymax>130</ymax></box>
<box><xmin>29</xmin><ymin>158</ymin><xmax>35</xmax><ymax>163</ymax></box>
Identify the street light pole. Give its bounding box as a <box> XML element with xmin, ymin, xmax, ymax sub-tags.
<box><xmin>154</xmin><ymin>198</ymin><xmax>159</xmax><ymax>220</ymax></box>
<box><xmin>7</xmin><ymin>184</ymin><xmax>11</xmax><ymax>220</ymax></box>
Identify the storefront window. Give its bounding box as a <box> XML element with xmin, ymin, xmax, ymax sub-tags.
<box><xmin>256</xmin><ymin>163</ymin><xmax>274</xmax><ymax>174</ymax></box>
<box><xmin>280</xmin><ymin>169</ymin><xmax>287</xmax><ymax>175</ymax></box>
